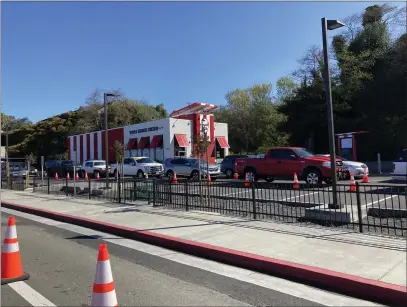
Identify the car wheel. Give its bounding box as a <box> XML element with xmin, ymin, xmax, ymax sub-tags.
<box><xmin>93</xmin><ymin>170</ymin><xmax>100</xmax><ymax>178</ymax></box>
<box><xmin>225</xmin><ymin>169</ymin><xmax>233</xmax><ymax>178</ymax></box>
<box><xmin>191</xmin><ymin>170</ymin><xmax>199</xmax><ymax>181</ymax></box>
<box><xmin>265</xmin><ymin>176</ymin><xmax>275</xmax><ymax>183</ymax></box>
<box><xmin>245</xmin><ymin>169</ymin><xmax>257</xmax><ymax>182</ymax></box>
<box><xmin>166</xmin><ymin>170</ymin><xmax>174</xmax><ymax>180</ymax></box>
<box><xmin>137</xmin><ymin>170</ymin><xmax>144</xmax><ymax>178</ymax></box>
<box><xmin>305</xmin><ymin>169</ymin><xmax>322</xmax><ymax>185</ymax></box>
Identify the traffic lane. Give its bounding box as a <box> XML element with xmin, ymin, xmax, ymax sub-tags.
<box><xmin>2</xmin><ymin>283</ymin><xmax>32</xmax><ymax>307</ymax></box>
<box><xmin>1</xmin><ymin>213</ymin><xmax>323</xmax><ymax>307</ymax></box>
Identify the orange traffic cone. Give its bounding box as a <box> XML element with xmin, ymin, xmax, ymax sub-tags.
<box><xmin>75</xmin><ymin>172</ymin><xmax>79</xmax><ymax>181</ymax></box>
<box><xmin>91</xmin><ymin>244</ymin><xmax>118</xmax><ymax>307</ymax></box>
<box><xmin>349</xmin><ymin>173</ymin><xmax>357</xmax><ymax>192</ymax></box>
<box><xmin>233</xmin><ymin>172</ymin><xmax>239</xmax><ymax>180</ymax></box>
<box><xmin>85</xmin><ymin>172</ymin><xmax>89</xmax><ymax>181</ymax></box>
<box><xmin>244</xmin><ymin>173</ymin><xmax>250</xmax><ymax>188</ymax></box>
<box><xmin>66</xmin><ymin>172</ymin><xmax>70</xmax><ymax>180</ymax></box>
<box><xmin>1</xmin><ymin>216</ymin><xmax>29</xmax><ymax>284</ymax></box>
<box><xmin>362</xmin><ymin>168</ymin><xmax>369</xmax><ymax>183</ymax></box>
<box><xmin>55</xmin><ymin>173</ymin><xmax>59</xmax><ymax>180</ymax></box>
<box><xmin>207</xmin><ymin>174</ymin><xmax>212</xmax><ymax>184</ymax></box>
<box><xmin>172</xmin><ymin>172</ymin><xmax>178</xmax><ymax>184</ymax></box>
<box><xmin>96</xmin><ymin>172</ymin><xmax>100</xmax><ymax>180</ymax></box>
<box><xmin>293</xmin><ymin>173</ymin><xmax>300</xmax><ymax>189</ymax></box>
<box><xmin>144</xmin><ymin>173</ymin><xmax>149</xmax><ymax>179</ymax></box>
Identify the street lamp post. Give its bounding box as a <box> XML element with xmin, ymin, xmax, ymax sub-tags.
<box><xmin>201</xmin><ymin>117</ymin><xmax>210</xmax><ymax>182</ymax></box>
<box><xmin>321</xmin><ymin>17</ymin><xmax>345</xmax><ymax>208</ymax></box>
<box><xmin>104</xmin><ymin>92</ymin><xmax>119</xmax><ymax>189</ymax></box>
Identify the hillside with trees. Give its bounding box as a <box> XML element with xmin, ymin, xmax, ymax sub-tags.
<box><xmin>1</xmin><ymin>4</ymin><xmax>406</xmax><ymax>163</ymax></box>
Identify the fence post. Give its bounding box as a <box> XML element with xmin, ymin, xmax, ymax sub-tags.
<box><xmin>355</xmin><ymin>182</ymin><xmax>364</xmax><ymax>233</ymax></box>
<box><xmin>118</xmin><ymin>176</ymin><xmax>121</xmax><ymax>203</ymax></box>
<box><xmin>88</xmin><ymin>177</ymin><xmax>92</xmax><ymax>199</ymax></box>
<box><xmin>251</xmin><ymin>182</ymin><xmax>257</xmax><ymax>220</ymax></box>
<box><xmin>153</xmin><ymin>178</ymin><xmax>157</xmax><ymax>207</ymax></box>
<box><xmin>169</xmin><ymin>181</ymin><xmax>173</xmax><ymax>204</ymax></box>
<box><xmin>185</xmin><ymin>180</ymin><xmax>189</xmax><ymax>211</ymax></box>
<box><xmin>65</xmin><ymin>177</ymin><xmax>68</xmax><ymax>196</ymax></box>
<box><xmin>133</xmin><ymin>180</ymin><xmax>137</xmax><ymax>201</ymax></box>
<box><xmin>47</xmin><ymin>176</ymin><xmax>50</xmax><ymax>195</ymax></box>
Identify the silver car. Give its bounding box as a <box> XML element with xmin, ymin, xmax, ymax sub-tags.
<box><xmin>164</xmin><ymin>158</ymin><xmax>221</xmax><ymax>181</ymax></box>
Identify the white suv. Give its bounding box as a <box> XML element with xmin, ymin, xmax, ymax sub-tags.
<box><xmin>81</xmin><ymin>160</ymin><xmax>111</xmax><ymax>178</ymax></box>
<box><xmin>392</xmin><ymin>149</ymin><xmax>406</xmax><ymax>181</ymax></box>
<box><xmin>112</xmin><ymin>157</ymin><xmax>164</xmax><ymax>178</ymax></box>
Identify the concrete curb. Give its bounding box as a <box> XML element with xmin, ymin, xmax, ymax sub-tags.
<box><xmin>1</xmin><ymin>201</ymin><xmax>406</xmax><ymax>306</ymax></box>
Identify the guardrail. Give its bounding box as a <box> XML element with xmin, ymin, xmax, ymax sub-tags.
<box><xmin>2</xmin><ymin>176</ymin><xmax>406</xmax><ymax>237</ymax></box>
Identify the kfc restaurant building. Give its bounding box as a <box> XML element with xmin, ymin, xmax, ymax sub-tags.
<box><xmin>67</xmin><ymin>102</ymin><xmax>230</xmax><ymax>164</ymax></box>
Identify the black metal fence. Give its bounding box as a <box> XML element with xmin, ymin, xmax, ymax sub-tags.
<box><xmin>2</xmin><ymin>176</ymin><xmax>406</xmax><ymax>237</ymax></box>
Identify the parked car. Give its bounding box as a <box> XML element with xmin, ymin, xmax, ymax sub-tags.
<box><xmin>392</xmin><ymin>149</ymin><xmax>406</xmax><ymax>181</ymax></box>
<box><xmin>80</xmin><ymin>160</ymin><xmax>111</xmax><ymax>178</ymax></box>
<box><xmin>220</xmin><ymin>155</ymin><xmax>250</xmax><ymax>178</ymax></box>
<box><xmin>317</xmin><ymin>154</ymin><xmax>367</xmax><ymax>179</ymax></box>
<box><xmin>111</xmin><ymin>157</ymin><xmax>164</xmax><ymax>178</ymax></box>
<box><xmin>235</xmin><ymin>147</ymin><xmax>347</xmax><ymax>185</ymax></box>
<box><xmin>164</xmin><ymin>158</ymin><xmax>221</xmax><ymax>181</ymax></box>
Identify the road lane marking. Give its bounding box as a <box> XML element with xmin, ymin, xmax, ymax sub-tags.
<box><xmin>365</xmin><ymin>195</ymin><xmax>398</xmax><ymax>207</ymax></box>
<box><xmin>8</xmin><ymin>281</ymin><xmax>56</xmax><ymax>307</ymax></box>
<box><xmin>2</xmin><ymin>208</ymin><xmax>383</xmax><ymax>307</ymax></box>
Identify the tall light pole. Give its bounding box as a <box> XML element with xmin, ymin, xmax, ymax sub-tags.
<box><xmin>104</xmin><ymin>92</ymin><xmax>119</xmax><ymax>188</ymax></box>
<box><xmin>321</xmin><ymin>18</ymin><xmax>345</xmax><ymax>208</ymax></box>
<box><xmin>201</xmin><ymin>117</ymin><xmax>210</xmax><ymax>182</ymax></box>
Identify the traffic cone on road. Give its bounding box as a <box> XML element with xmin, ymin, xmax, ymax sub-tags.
<box><xmin>66</xmin><ymin>172</ymin><xmax>70</xmax><ymax>180</ymax></box>
<box><xmin>362</xmin><ymin>168</ymin><xmax>369</xmax><ymax>183</ymax></box>
<box><xmin>1</xmin><ymin>216</ymin><xmax>29</xmax><ymax>284</ymax></box>
<box><xmin>293</xmin><ymin>173</ymin><xmax>300</xmax><ymax>189</ymax></box>
<box><xmin>55</xmin><ymin>173</ymin><xmax>59</xmax><ymax>180</ymax></box>
<box><xmin>75</xmin><ymin>172</ymin><xmax>79</xmax><ymax>181</ymax></box>
<box><xmin>349</xmin><ymin>173</ymin><xmax>357</xmax><ymax>192</ymax></box>
<box><xmin>85</xmin><ymin>172</ymin><xmax>89</xmax><ymax>181</ymax></box>
<box><xmin>96</xmin><ymin>172</ymin><xmax>100</xmax><ymax>180</ymax></box>
<box><xmin>144</xmin><ymin>173</ymin><xmax>148</xmax><ymax>179</ymax></box>
<box><xmin>172</xmin><ymin>172</ymin><xmax>178</xmax><ymax>184</ymax></box>
<box><xmin>207</xmin><ymin>174</ymin><xmax>212</xmax><ymax>184</ymax></box>
<box><xmin>233</xmin><ymin>172</ymin><xmax>239</xmax><ymax>180</ymax></box>
<box><xmin>244</xmin><ymin>173</ymin><xmax>250</xmax><ymax>188</ymax></box>
<box><xmin>91</xmin><ymin>244</ymin><xmax>118</xmax><ymax>307</ymax></box>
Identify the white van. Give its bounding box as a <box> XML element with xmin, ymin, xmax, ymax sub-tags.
<box><xmin>392</xmin><ymin>149</ymin><xmax>406</xmax><ymax>181</ymax></box>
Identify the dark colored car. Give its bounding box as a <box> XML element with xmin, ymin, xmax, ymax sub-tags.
<box><xmin>220</xmin><ymin>155</ymin><xmax>250</xmax><ymax>178</ymax></box>
<box><xmin>45</xmin><ymin>160</ymin><xmax>81</xmax><ymax>178</ymax></box>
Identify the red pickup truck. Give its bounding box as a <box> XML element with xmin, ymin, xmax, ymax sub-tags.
<box><xmin>235</xmin><ymin>147</ymin><xmax>346</xmax><ymax>184</ymax></box>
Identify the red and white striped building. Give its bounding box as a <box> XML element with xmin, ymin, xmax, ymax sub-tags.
<box><xmin>67</xmin><ymin>102</ymin><xmax>230</xmax><ymax>164</ymax></box>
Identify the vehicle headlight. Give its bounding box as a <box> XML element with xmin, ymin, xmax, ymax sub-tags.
<box><xmin>322</xmin><ymin>162</ymin><xmax>331</xmax><ymax>167</ymax></box>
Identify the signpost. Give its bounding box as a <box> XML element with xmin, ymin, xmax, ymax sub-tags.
<box><xmin>41</xmin><ymin>156</ymin><xmax>44</xmax><ymax>186</ymax></box>
<box><xmin>73</xmin><ymin>151</ymin><xmax>77</xmax><ymax>196</ymax></box>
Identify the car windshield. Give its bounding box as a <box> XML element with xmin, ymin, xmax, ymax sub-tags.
<box><xmin>293</xmin><ymin>148</ymin><xmax>314</xmax><ymax>158</ymax></box>
<box><xmin>61</xmin><ymin>161</ymin><xmax>74</xmax><ymax>166</ymax></box>
<box><xmin>94</xmin><ymin>162</ymin><xmax>106</xmax><ymax>166</ymax></box>
<box><xmin>135</xmin><ymin>158</ymin><xmax>155</xmax><ymax>164</ymax></box>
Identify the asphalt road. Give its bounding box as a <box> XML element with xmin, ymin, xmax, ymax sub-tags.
<box><xmin>1</xmin><ymin>210</ymin><xmax>383</xmax><ymax>307</ymax></box>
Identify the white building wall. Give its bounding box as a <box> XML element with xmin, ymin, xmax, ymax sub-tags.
<box><xmin>168</xmin><ymin>118</ymin><xmax>193</xmax><ymax>158</ymax></box>
<box><xmin>123</xmin><ymin>118</ymin><xmax>171</xmax><ymax>162</ymax></box>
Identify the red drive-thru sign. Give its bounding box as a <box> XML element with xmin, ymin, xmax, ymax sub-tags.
<box><xmin>335</xmin><ymin>131</ymin><xmax>369</xmax><ymax>161</ymax></box>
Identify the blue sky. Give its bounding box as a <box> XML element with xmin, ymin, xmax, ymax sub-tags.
<box><xmin>1</xmin><ymin>1</ymin><xmax>403</xmax><ymax>122</ymax></box>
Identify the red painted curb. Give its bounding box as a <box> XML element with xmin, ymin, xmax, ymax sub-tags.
<box><xmin>2</xmin><ymin>201</ymin><xmax>406</xmax><ymax>306</ymax></box>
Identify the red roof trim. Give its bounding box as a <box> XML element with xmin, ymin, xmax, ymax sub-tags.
<box><xmin>174</xmin><ymin>134</ymin><xmax>190</xmax><ymax>147</ymax></box>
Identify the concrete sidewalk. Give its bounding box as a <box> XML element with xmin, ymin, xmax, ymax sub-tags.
<box><xmin>2</xmin><ymin>190</ymin><xmax>405</xmax><ymax>286</ymax></box>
